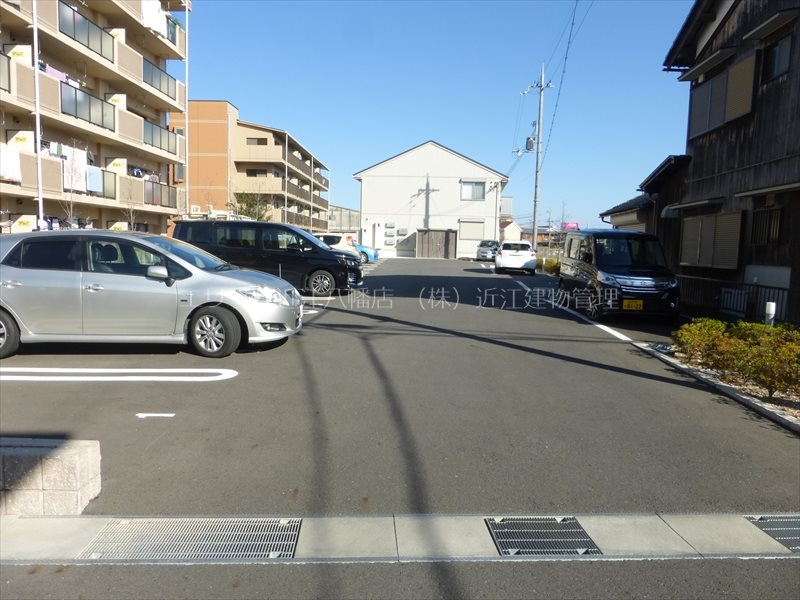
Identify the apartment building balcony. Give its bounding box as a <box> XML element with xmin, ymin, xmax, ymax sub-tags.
<box><xmin>313</xmin><ymin>171</ymin><xmax>329</xmax><ymax>189</ymax></box>
<box><xmin>285</xmin><ymin>158</ymin><xmax>329</xmax><ymax>192</ymax></box>
<box><xmin>1</xmin><ymin>148</ymin><xmax>183</xmax><ymax>214</ymax></box>
<box><xmin>313</xmin><ymin>193</ymin><xmax>329</xmax><ymax>211</ymax></box>
<box><xmin>233</xmin><ymin>145</ymin><xmax>285</xmax><ymax>163</ymax></box>
<box><xmin>92</xmin><ymin>0</ymin><xmax>187</xmax><ymax>60</ymax></box>
<box><xmin>2</xmin><ymin>59</ymin><xmax>184</xmax><ymax>164</ymax></box>
<box><xmin>3</xmin><ymin>0</ymin><xmax>185</xmax><ymax>114</ymax></box>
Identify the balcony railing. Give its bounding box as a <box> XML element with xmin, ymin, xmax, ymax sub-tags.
<box><xmin>143</xmin><ymin>58</ymin><xmax>176</xmax><ymax>99</ymax></box>
<box><xmin>287</xmin><ymin>153</ymin><xmax>312</xmax><ymax>178</ymax></box>
<box><xmin>61</xmin><ymin>82</ymin><xmax>115</xmax><ymax>131</ymax></box>
<box><xmin>313</xmin><ymin>172</ymin><xmax>329</xmax><ymax>189</ymax></box>
<box><xmin>0</xmin><ymin>53</ymin><xmax>9</xmax><ymax>92</ymax></box>
<box><xmin>167</xmin><ymin>15</ymin><xmax>179</xmax><ymax>46</ymax></box>
<box><xmin>144</xmin><ymin>121</ymin><xmax>177</xmax><ymax>154</ymax></box>
<box><xmin>87</xmin><ymin>168</ymin><xmax>117</xmax><ymax>200</ymax></box>
<box><xmin>58</xmin><ymin>1</ymin><xmax>114</xmax><ymax>63</ymax></box>
<box><xmin>144</xmin><ymin>180</ymin><xmax>178</xmax><ymax>208</ymax></box>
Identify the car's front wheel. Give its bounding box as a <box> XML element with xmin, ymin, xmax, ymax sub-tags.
<box><xmin>309</xmin><ymin>270</ymin><xmax>335</xmax><ymax>297</ymax></box>
<box><xmin>0</xmin><ymin>310</ymin><xmax>20</xmax><ymax>359</ymax></box>
<box><xmin>189</xmin><ymin>306</ymin><xmax>241</xmax><ymax>358</ymax></box>
<box><xmin>360</xmin><ymin>252</ymin><xmax>368</xmax><ymax>264</ymax></box>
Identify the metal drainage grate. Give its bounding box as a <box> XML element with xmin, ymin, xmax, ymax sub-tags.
<box><xmin>485</xmin><ymin>516</ymin><xmax>601</xmax><ymax>557</ymax></box>
<box><xmin>78</xmin><ymin>518</ymin><xmax>302</xmax><ymax>561</ymax></box>
<box><xmin>746</xmin><ymin>515</ymin><xmax>800</xmax><ymax>553</ymax></box>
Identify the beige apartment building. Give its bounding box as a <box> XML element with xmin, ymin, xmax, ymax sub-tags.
<box><xmin>169</xmin><ymin>100</ymin><xmax>329</xmax><ymax>233</ymax></box>
<box><xmin>0</xmin><ymin>0</ymin><xmax>189</xmax><ymax>233</ymax></box>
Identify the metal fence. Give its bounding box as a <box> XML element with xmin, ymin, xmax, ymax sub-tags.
<box><xmin>677</xmin><ymin>275</ymin><xmax>790</xmax><ymax>323</ymax></box>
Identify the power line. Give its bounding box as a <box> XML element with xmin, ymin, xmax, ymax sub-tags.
<box><xmin>541</xmin><ymin>0</ymin><xmax>580</xmax><ymax>170</ymax></box>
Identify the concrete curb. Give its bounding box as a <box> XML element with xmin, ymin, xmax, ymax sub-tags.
<box><xmin>2</xmin><ymin>513</ymin><xmax>798</xmax><ymax>563</ymax></box>
<box><xmin>634</xmin><ymin>342</ymin><xmax>800</xmax><ymax>435</ymax></box>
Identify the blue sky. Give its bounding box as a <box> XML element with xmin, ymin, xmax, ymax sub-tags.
<box><xmin>175</xmin><ymin>0</ymin><xmax>694</xmax><ymax>229</ymax></box>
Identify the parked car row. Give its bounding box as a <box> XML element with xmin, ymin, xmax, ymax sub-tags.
<box><xmin>0</xmin><ymin>223</ymin><xmax>386</xmax><ymax>360</ymax></box>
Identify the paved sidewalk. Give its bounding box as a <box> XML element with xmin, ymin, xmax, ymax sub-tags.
<box><xmin>2</xmin><ymin>513</ymin><xmax>797</xmax><ymax>563</ymax></box>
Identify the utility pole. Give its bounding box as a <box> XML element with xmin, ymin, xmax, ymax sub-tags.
<box><xmin>531</xmin><ymin>64</ymin><xmax>552</xmax><ymax>253</ymax></box>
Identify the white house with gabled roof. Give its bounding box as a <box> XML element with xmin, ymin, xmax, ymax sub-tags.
<box><xmin>353</xmin><ymin>141</ymin><xmax>509</xmax><ymax>258</ymax></box>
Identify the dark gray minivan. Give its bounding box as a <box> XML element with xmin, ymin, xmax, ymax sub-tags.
<box><xmin>559</xmin><ymin>229</ymin><xmax>679</xmax><ymax>319</ymax></box>
<box><xmin>172</xmin><ymin>220</ymin><xmax>362</xmax><ymax>296</ymax></box>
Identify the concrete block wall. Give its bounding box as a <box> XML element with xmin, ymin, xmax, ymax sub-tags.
<box><xmin>0</xmin><ymin>438</ymin><xmax>101</xmax><ymax>516</ymax></box>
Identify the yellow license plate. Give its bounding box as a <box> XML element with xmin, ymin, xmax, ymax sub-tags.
<box><xmin>623</xmin><ymin>299</ymin><xmax>644</xmax><ymax>311</ymax></box>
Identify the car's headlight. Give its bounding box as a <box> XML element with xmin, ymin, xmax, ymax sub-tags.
<box><xmin>596</xmin><ymin>271</ymin><xmax>619</xmax><ymax>287</ymax></box>
<box><xmin>237</xmin><ymin>286</ymin><xmax>291</xmax><ymax>306</ymax></box>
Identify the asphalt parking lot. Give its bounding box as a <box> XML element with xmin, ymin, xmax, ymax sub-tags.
<box><xmin>1</xmin><ymin>257</ymin><xmax>798</xmax><ymax>599</ymax></box>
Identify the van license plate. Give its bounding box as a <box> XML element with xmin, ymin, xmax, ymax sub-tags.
<box><xmin>623</xmin><ymin>299</ymin><xmax>643</xmax><ymax>311</ymax></box>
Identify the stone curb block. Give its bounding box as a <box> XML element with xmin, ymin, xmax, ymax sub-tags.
<box><xmin>0</xmin><ymin>438</ymin><xmax>101</xmax><ymax>516</ymax></box>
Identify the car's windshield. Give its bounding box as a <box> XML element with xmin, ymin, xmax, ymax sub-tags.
<box><xmin>145</xmin><ymin>235</ymin><xmax>230</xmax><ymax>271</ymax></box>
<box><xmin>594</xmin><ymin>237</ymin><xmax>667</xmax><ymax>268</ymax></box>
<box><xmin>479</xmin><ymin>240</ymin><xmax>497</xmax><ymax>248</ymax></box>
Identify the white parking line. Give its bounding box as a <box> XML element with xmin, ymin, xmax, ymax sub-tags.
<box><xmin>513</xmin><ymin>280</ymin><xmax>632</xmax><ymax>342</ymax></box>
<box><xmin>136</xmin><ymin>413</ymin><xmax>176</xmax><ymax>419</ymax></box>
<box><xmin>0</xmin><ymin>368</ymin><xmax>239</xmax><ymax>382</ymax></box>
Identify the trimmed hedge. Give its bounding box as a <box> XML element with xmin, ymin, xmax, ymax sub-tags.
<box><xmin>541</xmin><ymin>257</ymin><xmax>560</xmax><ymax>276</ymax></box>
<box><xmin>672</xmin><ymin>318</ymin><xmax>800</xmax><ymax>398</ymax></box>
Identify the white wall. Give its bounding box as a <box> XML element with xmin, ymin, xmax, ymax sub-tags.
<box><xmin>358</xmin><ymin>143</ymin><xmax>503</xmax><ymax>258</ymax></box>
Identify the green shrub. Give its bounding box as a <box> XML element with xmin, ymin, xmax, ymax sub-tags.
<box><xmin>728</xmin><ymin>321</ymin><xmax>800</xmax><ymax>398</ymax></box>
<box><xmin>672</xmin><ymin>318</ymin><xmax>800</xmax><ymax>398</ymax></box>
<box><xmin>672</xmin><ymin>318</ymin><xmax>727</xmax><ymax>364</ymax></box>
<box><xmin>542</xmin><ymin>257</ymin><xmax>560</xmax><ymax>276</ymax></box>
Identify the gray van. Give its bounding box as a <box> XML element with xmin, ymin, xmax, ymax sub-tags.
<box><xmin>559</xmin><ymin>229</ymin><xmax>679</xmax><ymax>319</ymax></box>
<box><xmin>172</xmin><ymin>220</ymin><xmax>362</xmax><ymax>296</ymax></box>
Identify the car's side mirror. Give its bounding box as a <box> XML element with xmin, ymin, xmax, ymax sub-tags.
<box><xmin>147</xmin><ymin>265</ymin><xmax>175</xmax><ymax>287</ymax></box>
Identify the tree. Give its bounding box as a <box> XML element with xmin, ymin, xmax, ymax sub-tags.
<box><xmin>234</xmin><ymin>192</ymin><xmax>273</xmax><ymax>221</ymax></box>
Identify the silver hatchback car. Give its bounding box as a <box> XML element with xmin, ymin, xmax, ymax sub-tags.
<box><xmin>0</xmin><ymin>230</ymin><xmax>303</xmax><ymax>358</ymax></box>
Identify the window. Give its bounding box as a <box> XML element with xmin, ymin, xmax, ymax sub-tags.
<box><xmin>764</xmin><ymin>34</ymin><xmax>792</xmax><ymax>80</ymax></box>
<box><xmin>88</xmin><ymin>240</ymin><xmax>165</xmax><ymax>275</ymax></box>
<box><xmin>680</xmin><ymin>212</ymin><xmax>742</xmax><ymax>269</ymax></box>
<box><xmin>460</xmin><ymin>181</ymin><xmax>485</xmax><ymax>201</ymax></box>
<box><xmin>216</xmin><ymin>225</ymin><xmax>257</xmax><ymax>248</ymax></box>
<box><xmin>688</xmin><ymin>56</ymin><xmax>755</xmax><ymax>138</ymax></box>
<box><xmin>246</xmin><ymin>169</ymin><xmax>269</xmax><ymax>177</ymax></box>
<box><xmin>246</xmin><ymin>138</ymin><xmax>269</xmax><ymax>146</ymax></box>
<box><xmin>175</xmin><ymin>163</ymin><xmax>185</xmax><ymax>182</ymax></box>
<box><xmin>751</xmin><ymin>208</ymin><xmax>781</xmax><ymax>244</ymax></box>
<box><xmin>458</xmin><ymin>220</ymin><xmax>484</xmax><ymax>240</ymax></box>
<box><xmin>15</xmin><ymin>239</ymin><xmax>80</xmax><ymax>271</ymax></box>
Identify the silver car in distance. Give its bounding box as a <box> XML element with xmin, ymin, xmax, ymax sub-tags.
<box><xmin>0</xmin><ymin>230</ymin><xmax>303</xmax><ymax>359</ymax></box>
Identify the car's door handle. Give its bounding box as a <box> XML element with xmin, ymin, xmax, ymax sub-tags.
<box><xmin>84</xmin><ymin>284</ymin><xmax>104</xmax><ymax>292</ymax></box>
<box><xmin>1</xmin><ymin>280</ymin><xmax>22</xmax><ymax>288</ymax></box>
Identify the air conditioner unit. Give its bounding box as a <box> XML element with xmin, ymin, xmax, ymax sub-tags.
<box><xmin>190</xmin><ymin>204</ymin><xmax>201</xmax><ymax>214</ymax></box>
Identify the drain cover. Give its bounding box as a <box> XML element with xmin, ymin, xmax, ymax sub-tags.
<box><xmin>485</xmin><ymin>517</ymin><xmax>601</xmax><ymax>556</ymax></box>
<box><xmin>746</xmin><ymin>515</ymin><xmax>800</xmax><ymax>553</ymax></box>
<box><xmin>78</xmin><ymin>518</ymin><xmax>302</xmax><ymax>561</ymax></box>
